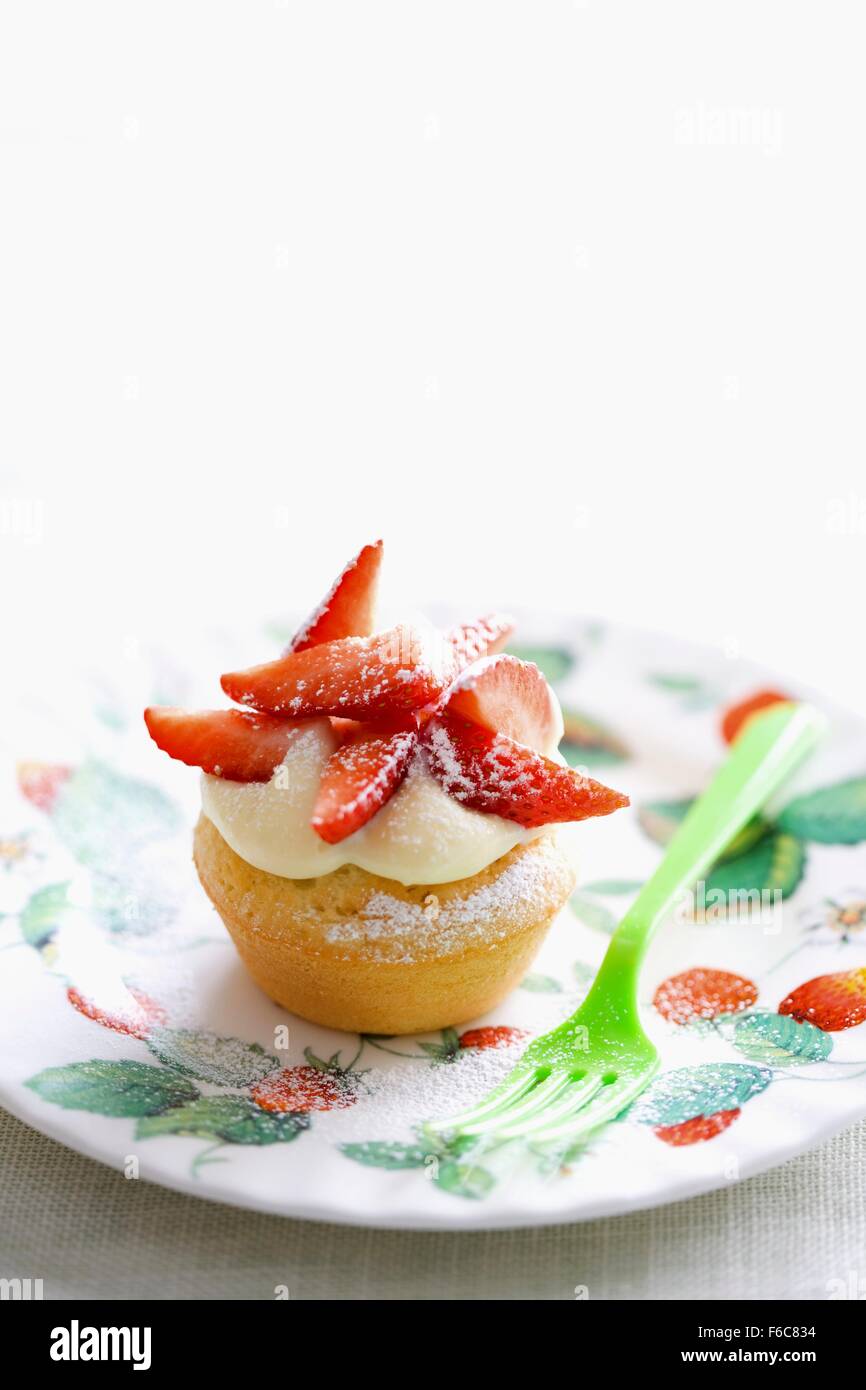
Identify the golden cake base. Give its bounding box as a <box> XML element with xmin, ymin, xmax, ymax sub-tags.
<box><xmin>193</xmin><ymin>813</ymin><xmax>575</xmax><ymax>1035</ymax></box>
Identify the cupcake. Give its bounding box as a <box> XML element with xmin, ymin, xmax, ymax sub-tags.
<box><xmin>144</xmin><ymin>541</ymin><xmax>628</xmax><ymax>1034</ymax></box>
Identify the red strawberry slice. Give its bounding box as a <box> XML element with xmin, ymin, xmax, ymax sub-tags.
<box><xmin>424</xmin><ymin>714</ymin><xmax>629</xmax><ymax>828</ymax></box>
<box><xmin>445</xmin><ymin>654</ymin><xmax>558</xmax><ymax>752</ymax></box>
<box><xmin>329</xmin><ymin>716</ymin><xmax>362</xmax><ymax>743</ymax></box>
<box><xmin>312</xmin><ymin>722</ymin><xmax>418</xmax><ymax>844</ymax></box>
<box><xmin>721</xmin><ymin>689</ymin><xmax>790</xmax><ymax>744</ymax></box>
<box><xmin>143</xmin><ymin>707</ymin><xmax>301</xmax><ymax>782</ymax></box>
<box><xmin>410</xmin><ymin>614</ymin><xmax>515</xmax><ymax>728</ymax></box>
<box><xmin>222</xmin><ymin>624</ymin><xmax>454</xmax><ymax>720</ymax></box>
<box><xmin>290</xmin><ymin>540</ymin><xmax>383</xmax><ymax>652</ymax></box>
<box><xmin>446</xmin><ymin>613</ymin><xmax>514</xmax><ymax>671</ymax></box>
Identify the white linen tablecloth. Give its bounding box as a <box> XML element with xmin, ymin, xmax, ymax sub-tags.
<box><xmin>2</xmin><ymin>1105</ymin><xmax>862</xmax><ymax>1301</ymax></box>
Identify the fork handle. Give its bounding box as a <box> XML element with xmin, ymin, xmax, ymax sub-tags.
<box><xmin>580</xmin><ymin>702</ymin><xmax>824</xmax><ymax>1032</ymax></box>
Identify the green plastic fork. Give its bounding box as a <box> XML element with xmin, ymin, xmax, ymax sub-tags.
<box><xmin>428</xmin><ymin>701</ymin><xmax>824</xmax><ymax>1151</ymax></box>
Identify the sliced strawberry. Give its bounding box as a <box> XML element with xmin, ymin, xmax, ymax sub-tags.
<box><xmin>446</xmin><ymin>613</ymin><xmax>514</xmax><ymax>671</ymax></box>
<box><xmin>423</xmin><ymin>714</ymin><xmax>629</xmax><ymax>828</ymax></box>
<box><xmin>290</xmin><ymin>540</ymin><xmax>383</xmax><ymax>652</ymax></box>
<box><xmin>409</xmin><ymin>613</ymin><xmax>515</xmax><ymax>729</ymax></box>
<box><xmin>721</xmin><ymin>689</ymin><xmax>791</xmax><ymax>744</ymax></box>
<box><xmin>445</xmin><ymin>654</ymin><xmax>559</xmax><ymax>753</ymax></box>
<box><xmin>222</xmin><ymin>624</ymin><xmax>454</xmax><ymax>720</ymax></box>
<box><xmin>312</xmin><ymin>722</ymin><xmax>418</xmax><ymax>844</ymax></box>
<box><xmin>329</xmin><ymin>716</ymin><xmax>362</xmax><ymax>744</ymax></box>
<box><xmin>143</xmin><ymin>707</ymin><xmax>300</xmax><ymax>781</ymax></box>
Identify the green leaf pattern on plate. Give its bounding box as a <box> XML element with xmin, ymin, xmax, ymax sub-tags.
<box><xmin>560</xmin><ymin>710</ymin><xmax>629</xmax><ymax>767</ymax></box>
<box><xmin>702</xmin><ymin>833</ymin><xmax>806</xmax><ymax>908</ymax></box>
<box><xmin>26</xmin><ymin>1060</ymin><xmax>199</xmax><ymax>1117</ymax></box>
<box><xmin>146</xmin><ymin>1028</ymin><xmax>280</xmax><ymax>1086</ymax></box>
<box><xmin>647</xmin><ymin>673</ymin><xmax>721</xmax><ymax>711</ymax></box>
<box><xmin>340</xmin><ymin>1141</ymin><xmax>430</xmax><ymax>1170</ymax></box>
<box><xmin>732</xmin><ymin>1013</ymin><xmax>833</xmax><ymax>1065</ymax></box>
<box><xmin>137</xmin><ymin>1096</ymin><xmax>309</xmax><ymax>1144</ymax></box>
<box><xmin>434</xmin><ymin>1159</ymin><xmax>495</xmax><ymax>1200</ymax></box>
<box><xmin>639</xmin><ymin>802</ymin><xmax>805</xmax><ymax>917</ymax></box>
<box><xmin>50</xmin><ymin>760</ymin><xmax>181</xmax><ymax>867</ymax></box>
<box><xmin>569</xmin><ymin>891</ymin><xmax>617</xmax><ymax>935</ymax></box>
<box><xmin>520</xmin><ymin>973</ymin><xmax>563</xmax><ymax>993</ymax></box>
<box><xmin>631</xmin><ymin>1063</ymin><xmax>772</xmax><ymax>1127</ymax></box>
<box><xmin>778</xmin><ymin>777</ymin><xmax>866</xmax><ymax>845</ymax></box>
<box><xmin>19</xmin><ymin>882</ymin><xmax>72</xmax><ymax>951</ymax></box>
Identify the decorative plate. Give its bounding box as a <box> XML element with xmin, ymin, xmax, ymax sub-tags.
<box><xmin>2</xmin><ymin>615</ymin><xmax>866</xmax><ymax>1230</ymax></box>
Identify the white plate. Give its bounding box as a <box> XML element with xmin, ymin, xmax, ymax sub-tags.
<box><xmin>2</xmin><ymin>615</ymin><xmax>866</xmax><ymax>1229</ymax></box>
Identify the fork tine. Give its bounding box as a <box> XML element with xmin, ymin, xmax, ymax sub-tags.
<box><xmin>494</xmin><ymin>1074</ymin><xmax>604</xmax><ymax>1140</ymax></box>
<box><xmin>457</xmin><ymin>1072</ymin><xmax>575</xmax><ymax>1137</ymax></box>
<box><xmin>425</xmin><ymin>1067</ymin><xmax>539</xmax><ymax>1133</ymax></box>
<box><xmin>529</xmin><ymin>1073</ymin><xmax>651</xmax><ymax>1146</ymax></box>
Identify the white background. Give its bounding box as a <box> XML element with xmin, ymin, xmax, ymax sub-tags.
<box><xmin>2</xmin><ymin>3</ymin><xmax>864</xmax><ymax>709</ymax></box>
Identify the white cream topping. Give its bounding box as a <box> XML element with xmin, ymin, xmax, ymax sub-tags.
<box><xmin>201</xmin><ymin>698</ymin><xmax>564</xmax><ymax>886</ymax></box>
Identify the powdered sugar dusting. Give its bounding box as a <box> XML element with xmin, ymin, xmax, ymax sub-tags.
<box><xmin>445</xmin><ymin>613</ymin><xmax>514</xmax><ymax>668</ymax></box>
<box><xmin>318</xmin><ymin>834</ymin><xmax>563</xmax><ymax>963</ymax></box>
<box><xmin>228</xmin><ymin>623</ymin><xmax>449</xmax><ymax>719</ymax></box>
<box><xmin>423</xmin><ymin>720</ymin><xmax>475</xmax><ymax>798</ymax></box>
<box><xmin>335</xmin><ymin>730</ymin><xmax>415</xmax><ymax>814</ymax></box>
<box><xmin>315</xmin><ymin>1039</ymin><xmax>528</xmax><ymax>1142</ymax></box>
